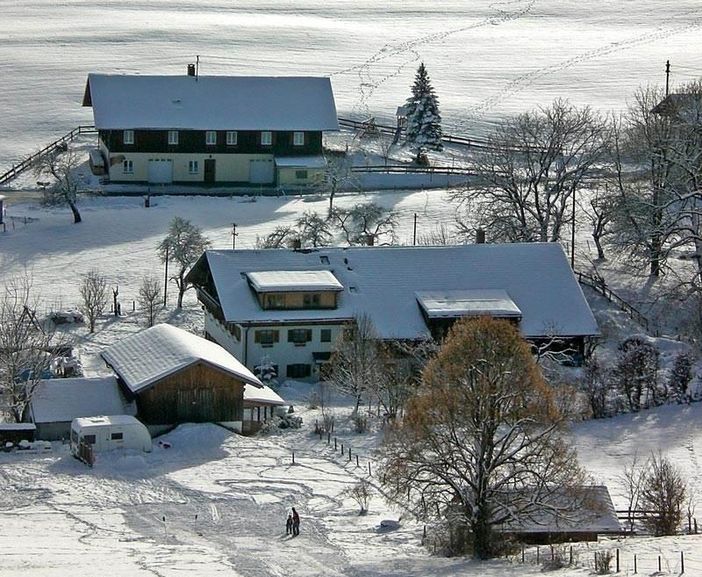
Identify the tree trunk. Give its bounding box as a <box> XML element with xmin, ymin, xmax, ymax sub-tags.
<box><xmin>69</xmin><ymin>200</ymin><xmax>82</xmax><ymax>224</ymax></box>
<box><xmin>471</xmin><ymin>509</ymin><xmax>493</xmax><ymax>560</ymax></box>
<box><xmin>593</xmin><ymin>234</ymin><xmax>606</xmax><ymax>260</ymax></box>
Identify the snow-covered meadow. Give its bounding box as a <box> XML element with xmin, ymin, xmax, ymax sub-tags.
<box><xmin>1</xmin><ymin>0</ymin><xmax>702</xmax><ymax>167</ymax></box>
<box><xmin>2</xmin><ymin>1</ymin><xmax>702</xmax><ymax>575</ymax></box>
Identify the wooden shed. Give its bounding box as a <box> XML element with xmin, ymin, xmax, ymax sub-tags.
<box><xmin>101</xmin><ymin>324</ymin><xmax>264</xmax><ymax>435</ymax></box>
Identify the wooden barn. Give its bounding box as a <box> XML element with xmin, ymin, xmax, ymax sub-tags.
<box><xmin>101</xmin><ymin>324</ymin><xmax>266</xmax><ymax>435</ymax></box>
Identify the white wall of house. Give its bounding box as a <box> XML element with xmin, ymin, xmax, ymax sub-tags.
<box><xmin>106</xmin><ymin>152</ymin><xmax>275</xmax><ymax>183</ymax></box>
<box><xmin>204</xmin><ymin>311</ymin><xmax>343</xmax><ymax>382</ymax></box>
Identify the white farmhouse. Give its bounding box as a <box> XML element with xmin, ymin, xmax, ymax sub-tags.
<box><xmin>186</xmin><ymin>243</ymin><xmax>599</xmax><ymax>382</ymax></box>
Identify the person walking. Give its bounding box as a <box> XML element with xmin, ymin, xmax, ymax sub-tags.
<box><xmin>291</xmin><ymin>507</ymin><xmax>300</xmax><ymax>536</ymax></box>
<box><xmin>286</xmin><ymin>513</ymin><xmax>293</xmax><ymax>535</ymax></box>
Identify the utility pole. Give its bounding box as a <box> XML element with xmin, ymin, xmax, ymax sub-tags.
<box><xmin>163</xmin><ymin>245</ymin><xmax>169</xmax><ymax>307</ymax></box>
<box><xmin>413</xmin><ymin>213</ymin><xmax>418</xmax><ymax>246</ymax></box>
<box><xmin>571</xmin><ymin>189</ymin><xmax>576</xmax><ymax>269</ymax></box>
<box><xmin>231</xmin><ymin>223</ymin><xmax>238</xmax><ymax>249</ymax></box>
<box><xmin>665</xmin><ymin>59</ymin><xmax>670</xmax><ymax>96</ymax></box>
<box><xmin>195</xmin><ymin>55</ymin><xmax>200</xmax><ymax>82</ymax></box>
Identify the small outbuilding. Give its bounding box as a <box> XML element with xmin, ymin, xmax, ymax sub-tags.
<box><xmin>26</xmin><ymin>376</ymin><xmax>136</xmax><ymax>441</ymax></box>
<box><xmin>70</xmin><ymin>415</ymin><xmax>152</xmax><ymax>456</ymax></box>
<box><xmin>243</xmin><ymin>383</ymin><xmax>286</xmax><ymax>435</ymax></box>
<box><xmin>101</xmin><ymin>323</ymin><xmax>266</xmax><ymax>435</ymax></box>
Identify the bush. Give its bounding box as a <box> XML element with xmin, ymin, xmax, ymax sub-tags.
<box><xmin>343</xmin><ymin>478</ymin><xmax>373</xmax><ymax>514</ymax></box>
<box><xmin>352</xmin><ymin>412</ymin><xmax>368</xmax><ymax>433</ymax></box>
<box><xmin>641</xmin><ymin>453</ymin><xmax>686</xmax><ymax>536</ymax></box>
<box><xmin>612</xmin><ymin>337</ymin><xmax>660</xmax><ymax>411</ymax></box>
<box><xmin>594</xmin><ymin>550</ymin><xmax>613</xmax><ymax>574</ymax></box>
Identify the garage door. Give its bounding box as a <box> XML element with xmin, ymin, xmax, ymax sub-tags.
<box><xmin>148</xmin><ymin>159</ymin><xmax>173</xmax><ymax>184</ymax></box>
<box><xmin>249</xmin><ymin>159</ymin><xmax>274</xmax><ymax>184</ymax></box>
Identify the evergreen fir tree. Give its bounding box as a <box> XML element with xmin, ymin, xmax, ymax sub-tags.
<box><xmin>404</xmin><ymin>63</ymin><xmax>443</xmax><ymax>163</ymax></box>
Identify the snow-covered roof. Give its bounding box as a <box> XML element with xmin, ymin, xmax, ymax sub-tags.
<box><xmin>189</xmin><ymin>244</ymin><xmax>599</xmax><ymax>340</ymax></box>
<box><xmin>72</xmin><ymin>415</ymin><xmax>143</xmax><ymax>428</ymax></box>
<box><xmin>84</xmin><ymin>74</ymin><xmax>340</xmax><ymax>131</ymax></box>
<box><xmin>247</xmin><ymin>270</ymin><xmax>344</xmax><ymax>293</ymax></box>
<box><xmin>499</xmin><ymin>485</ymin><xmax>621</xmax><ymax>535</ymax></box>
<box><xmin>416</xmin><ymin>289</ymin><xmax>522</xmax><ymax>319</ymax></box>
<box><xmin>274</xmin><ymin>156</ymin><xmax>327</xmax><ymax>168</ymax></box>
<box><xmin>30</xmin><ymin>377</ymin><xmax>136</xmax><ymax>424</ymax></box>
<box><xmin>100</xmin><ymin>324</ymin><xmax>262</xmax><ymax>394</ymax></box>
<box><xmin>243</xmin><ymin>384</ymin><xmax>286</xmax><ymax>406</ymax></box>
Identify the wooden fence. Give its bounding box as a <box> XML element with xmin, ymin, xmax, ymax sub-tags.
<box><xmin>351</xmin><ymin>164</ymin><xmax>476</xmax><ymax>176</ymax></box>
<box><xmin>0</xmin><ymin>125</ymin><xmax>97</xmax><ymax>186</ymax></box>
<box><xmin>575</xmin><ymin>270</ymin><xmax>650</xmax><ymax>332</ymax></box>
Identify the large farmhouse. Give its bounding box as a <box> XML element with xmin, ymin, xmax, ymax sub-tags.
<box><xmin>186</xmin><ymin>243</ymin><xmax>599</xmax><ymax>382</ymax></box>
<box><xmin>82</xmin><ymin>72</ymin><xmax>339</xmax><ymax>187</ymax></box>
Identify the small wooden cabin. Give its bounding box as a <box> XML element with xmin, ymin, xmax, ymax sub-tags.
<box><xmin>101</xmin><ymin>324</ymin><xmax>264</xmax><ymax>435</ymax></box>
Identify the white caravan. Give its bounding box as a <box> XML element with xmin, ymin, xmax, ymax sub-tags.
<box><xmin>70</xmin><ymin>415</ymin><xmax>152</xmax><ymax>455</ymax></box>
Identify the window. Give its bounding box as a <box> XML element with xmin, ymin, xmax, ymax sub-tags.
<box><xmin>320</xmin><ymin>329</ymin><xmax>332</xmax><ymax>343</ymax></box>
<box><xmin>83</xmin><ymin>434</ymin><xmax>96</xmax><ymax>445</ymax></box>
<box><xmin>286</xmin><ymin>363</ymin><xmax>311</xmax><ymax>379</ymax></box>
<box><xmin>303</xmin><ymin>293</ymin><xmax>321</xmax><ymax>308</ymax></box>
<box><xmin>288</xmin><ymin>328</ymin><xmax>312</xmax><ymax>345</ymax></box>
<box><xmin>264</xmin><ymin>294</ymin><xmax>286</xmax><ymax>309</ymax></box>
<box><xmin>260</xmin><ymin>131</ymin><xmax>272</xmax><ymax>146</ymax></box>
<box><xmin>226</xmin><ymin>131</ymin><xmax>238</xmax><ymax>146</ymax></box>
<box><xmin>254</xmin><ymin>329</ymin><xmax>279</xmax><ymax>347</ymax></box>
<box><xmin>111</xmin><ymin>432</ymin><xmax>123</xmax><ymax>440</ymax></box>
<box><xmin>230</xmin><ymin>324</ymin><xmax>241</xmax><ymax>341</ymax></box>
<box><xmin>295</xmin><ymin>170</ymin><xmax>308</xmax><ymax>180</ymax></box>
<box><xmin>123</xmin><ymin>160</ymin><xmax>133</xmax><ymax>174</ymax></box>
<box><xmin>293</xmin><ymin>131</ymin><xmax>305</xmax><ymax>146</ymax></box>
<box><xmin>123</xmin><ymin>130</ymin><xmax>134</xmax><ymax>145</ymax></box>
<box><xmin>188</xmin><ymin>160</ymin><xmax>199</xmax><ymax>174</ymax></box>
<box><xmin>168</xmin><ymin>130</ymin><xmax>179</xmax><ymax>145</ymax></box>
<box><xmin>206</xmin><ymin>131</ymin><xmax>217</xmax><ymax>145</ymax></box>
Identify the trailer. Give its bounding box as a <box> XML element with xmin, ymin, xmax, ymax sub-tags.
<box><xmin>70</xmin><ymin>415</ymin><xmax>152</xmax><ymax>457</ymax></box>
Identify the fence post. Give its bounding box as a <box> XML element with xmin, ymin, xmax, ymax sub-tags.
<box><xmin>616</xmin><ymin>548</ymin><xmax>619</xmax><ymax>573</ymax></box>
<box><xmin>292</xmin><ymin>450</ymin><xmax>295</xmax><ymax>464</ymax></box>
<box><xmin>681</xmin><ymin>551</ymin><xmax>684</xmax><ymax>574</ymax></box>
<box><xmin>368</xmin><ymin>461</ymin><xmax>372</xmax><ymax>476</ymax></box>
<box><xmin>633</xmin><ymin>553</ymin><xmax>637</xmax><ymax>574</ymax></box>
<box><xmin>569</xmin><ymin>545</ymin><xmax>573</xmax><ymax>565</ymax></box>
<box><xmin>536</xmin><ymin>546</ymin><xmax>539</xmax><ymax>564</ymax></box>
<box><xmin>327</xmin><ymin>432</ymin><xmax>330</xmax><ymax>444</ymax></box>
<box><xmin>348</xmin><ymin>448</ymin><xmax>352</xmax><ymax>462</ymax></box>
<box><xmin>356</xmin><ymin>455</ymin><xmax>359</xmax><ymax>467</ymax></box>
<box><xmin>340</xmin><ymin>443</ymin><xmax>343</xmax><ymax>455</ymax></box>
<box><xmin>658</xmin><ymin>555</ymin><xmax>661</xmax><ymax>572</ymax></box>
<box><xmin>521</xmin><ymin>544</ymin><xmax>525</xmax><ymax>563</ymax></box>
<box><xmin>334</xmin><ymin>437</ymin><xmax>337</xmax><ymax>451</ymax></box>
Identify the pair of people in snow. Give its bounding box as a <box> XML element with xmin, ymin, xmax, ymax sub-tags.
<box><xmin>286</xmin><ymin>507</ymin><xmax>300</xmax><ymax>536</ymax></box>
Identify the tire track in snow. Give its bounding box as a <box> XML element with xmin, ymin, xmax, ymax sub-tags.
<box><xmin>331</xmin><ymin>0</ymin><xmax>537</xmax><ymax>119</ymax></box>
<box><xmin>467</xmin><ymin>7</ymin><xmax>702</xmax><ymax>117</ymax></box>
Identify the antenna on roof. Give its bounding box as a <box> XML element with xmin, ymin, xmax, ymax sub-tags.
<box><xmin>196</xmin><ymin>55</ymin><xmax>200</xmax><ymax>82</ymax></box>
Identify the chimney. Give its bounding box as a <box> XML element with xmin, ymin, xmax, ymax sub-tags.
<box><xmin>475</xmin><ymin>228</ymin><xmax>486</xmax><ymax>244</ymax></box>
<box><xmin>187</xmin><ymin>63</ymin><xmax>196</xmax><ymax>77</ymax></box>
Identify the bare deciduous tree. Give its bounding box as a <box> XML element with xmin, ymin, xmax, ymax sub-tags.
<box><xmin>138</xmin><ymin>275</ymin><xmax>161</xmax><ymax>327</ymax></box>
<box><xmin>79</xmin><ymin>270</ymin><xmax>108</xmax><ymax>333</ymax></box>
<box><xmin>380</xmin><ymin>317</ymin><xmax>587</xmax><ymax>559</ymax></box>
<box><xmin>296</xmin><ymin>210</ymin><xmax>333</xmax><ymax>247</ymax></box>
<box><xmin>33</xmin><ymin>148</ymin><xmax>86</xmax><ymax>224</ymax></box>
<box><xmin>254</xmin><ymin>226</ymin><xmax>294</xmax><ymax>249</ymax></box>
<box><xmin>618</xmin><ymin>452</ymin><xmax>648</xmax><ymax>532</ymax></box>
<box><xmin>330</xmin><ymin>202</ymin><xmax>397</xmax><ymax>246</ymax></box>
<box><xmin>343</xmin><ymin>479</ymin><xmax>373</xmax><ymax>515</ymax></box>
<box><xmin>327</xmin><ymin>314</ymin><xmax>383</xmax><ymax>414</ymax></box>
<box><xmin>452</xmin><ymin>99</ymin><xmax>608</xmax><ymax>243</ymax></box>
<box><xmin>322</xmin><ymin>153</ymin><xmax>359</xmax><ymax>215</ymax></box>
<box><xmin>158</xmin><ymin>217</ymin><xmax>211</xmax><ymax>308</ymax></box>
<box><xmin>0</xmin><ymin>276</ymin><xmax>61</xmax><ymax>422</ymax></box>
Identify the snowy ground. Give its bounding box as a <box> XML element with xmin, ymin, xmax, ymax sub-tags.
<box><xmin>1</xmin><ymin>1</ymin><xmax>701</xmax><ymax>168</ymax></box>
<box><xmin>2</xmin><ymin>2</ymin><xmax>702</xmax><ymax>573</ymax></box>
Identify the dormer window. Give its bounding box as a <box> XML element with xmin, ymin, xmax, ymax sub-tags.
<box><xmin>293</xmin><ymin>131</ymin><xmax>305</xmax><ymax>146</ymax></box>
<box><xmin>168</xmin><ymin>130</ymin><xmax>179</xmax><ymax>145</ymax></box>
<box><xmin>226</xmin><ymin>131</ymin><xmax>238</xmax><ymax>146</ymax></box>
<box><xmin>261</xmin><ymin>131</ymin><xmax>273</xmax><ymax>146</ymax></box>
<box><xmin>206</xmin><ymin>131</ymin><xmax>217</xmax><ymax>145</ymax></box>
<box><xmin>123</xmin><ymin>130</ymin><xmax>134</xmax><ymax>145</ymax></box>
<box><xmin>246</xmin><ymin>270</ymin><xmax>343</xmax><ymax>310</ymax></box>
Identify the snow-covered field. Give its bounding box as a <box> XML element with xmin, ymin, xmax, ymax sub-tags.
<box><xmin>2</xmin><ymin>1</ymin><xmax>702</xmax><ymax>574</ymax></box>
<box><xmin>2</xmin><ymin>0</ymin><xmax>702</xmax><ymax>167</ymax></box>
